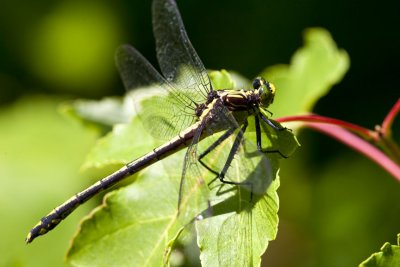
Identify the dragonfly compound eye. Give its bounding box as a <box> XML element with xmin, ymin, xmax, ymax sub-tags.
<box><xmin>252</xmin><ymin>78</ymin><xmax>261</xmax><ymax>89</ymax></box>
<box><xmin>252</xmin><ymin>77</ymin><xmax>268</xmax><ymax>89</ymax></box>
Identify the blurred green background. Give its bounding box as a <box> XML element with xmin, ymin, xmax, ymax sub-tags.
<box><xmin>0</xmin><ymin>0</ymin><xmax>399</xmax><ymax>266</ymax></box>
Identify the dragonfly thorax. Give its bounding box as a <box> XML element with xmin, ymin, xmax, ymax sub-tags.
<box><xmin>214</xmin><ymin>77</ymin><xmax>275</xmax><ymax>113</ymax></box>
<box><xmin>194</xmin><ymin>77</ymin><xmax>276</xmax><ymax>119</ymax></box>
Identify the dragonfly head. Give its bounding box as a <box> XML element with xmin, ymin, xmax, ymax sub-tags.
<box><xmin>252</xmin><ymin>77</ymin><xmax>276</xmax><ymax>107</ymax></box>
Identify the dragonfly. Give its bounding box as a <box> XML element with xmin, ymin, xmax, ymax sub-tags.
<box><xmin>26</xmin><ymin>0</ymin><xmax>289</xmax><ymax>243</ymax></box>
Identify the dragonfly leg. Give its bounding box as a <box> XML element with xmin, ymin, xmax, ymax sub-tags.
<box><xmin>264</xmin><ymin>109</ymin><xmax>273</xmax><ymax>116</ymax></box>
<box><xmin>199</xmin><ymin>122</ymin><xmax>254</xmax><ymax>200</ymax></box>
<box><xmin>198</xmin><ymin>126</ymin><xmax>237</xmax><ymax>178</ymax></box>
<box><xmin>259</xmin><ymin>112</ymin><xmax>287</xmax><ymax>131</ymax></box>
<box><xmin>255</xmin><ymin>115</ymin><xmax>262</xmax><ymax>151</ymax></box>
<box><xmin>255</xmin><ymin>115</ymin><xmax>288</xmax><ymax>158</ymax></box>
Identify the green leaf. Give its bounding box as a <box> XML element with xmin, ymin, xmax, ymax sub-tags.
<box><xmin>191</xmin><ymin>81</ymin><xmax>299</xmax><ymax>266</ymax></box>
<box><xmin>66</xmin><ymin>91</ymin><xmax>185</xmax><ymax>266</ymax></box>
<box><xmin>261</xmin><ymin>28</ymin><xmax>350</xmax><ymax>117</ymax></box>
<box><xmin>67</xmin><ymin>157</ymin><xmax>184</xmax><ymax>267</ymax></box>
<box><xmin>60</xmin><ymin>94</ymin><xmax>135</xmax><ymax>130</ymax></box>
<box><xmin>81</xmin><ymin>116</ymin><xmax>155</xmax><ymax>173</ymax></box>
<box><xmin>359</xmin><ymin>234</ymin><xmax>400</xmax><ymax>267</ymax></box>
<box><xmin>209</xmin><ymin>69</ymin><xmax>236</xmax><ymax>90</ymax></box>
<box><xmin>196</xmin><ymin>178</ymin><xmax>280</xmax><ymax>267</ymax></box>
<box><xmin>66</xmin><ymin>70</ymin><xmax>299</xmax><ymax>266</ymax></box>
<box><xmin>209</xmin><ymin>69</ymin><xmax>251</xmax><ymax>90</ymax></box>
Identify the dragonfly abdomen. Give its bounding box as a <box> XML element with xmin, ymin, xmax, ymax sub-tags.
<box><xmin>26</xmin><ymin>122</ymin><xmax>202</xmax><ymax>243</ymax></box>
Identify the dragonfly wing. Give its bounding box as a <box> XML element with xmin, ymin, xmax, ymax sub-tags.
<box><xmin>152</xmin><ymin>0</ymin><xmax>211</xmax><ymax>104</ymax></box>
<box><xmin>178</xmin><ymin>122</ymin><xmax>210</xmax><ymax>225</ymax></box>
<box><xmin>116</xmin><ymin>44</ymin><xmax>166</xmax><ymax>91</ymax></box>
<box><xmin>116</xmin><ymin>45</ymin><xmax>197</xmax><ymax>140</ymax></box>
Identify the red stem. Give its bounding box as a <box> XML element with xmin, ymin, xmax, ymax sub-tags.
<box><xmin>304</xmin><ymin>122</ymin><xmax>400</xmax><ymax>181</ymax></box>
<box><xmin>381</xmin><ymin>98</ymin><xmax>400</xmax><ymax>137</ymax></box>
<box><xmin>276</xmin><ymin>114</ymin><xmax>377</xmax><ymax>140</ymax></box>
<box><xmin>276</xmin><ymin>113</ymin><xmax>400</xmax><ymax>181</ymax></box>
